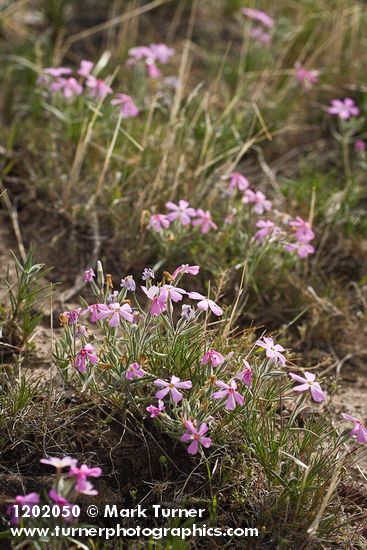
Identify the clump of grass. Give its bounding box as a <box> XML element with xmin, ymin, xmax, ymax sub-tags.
<box><xmin>0</xmin><ymin>247</ymin><xmax>52</xmax><ymax>351</ymax></box>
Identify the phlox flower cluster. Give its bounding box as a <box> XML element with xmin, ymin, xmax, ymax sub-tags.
<box><xmin>241</xmin><ymin>7</ymin><xmax>274</xmax><ymax>46</ymax></box>
<box><xmin>38</xmin><ymin>59</ymin><xmax>139</xmax><ymax>118</ymax></box>
<box><xmin>59</xmin><ymin>261</ymin><xmax>367</xmax><ymax>465</ymax></box>
<box><xmin>7</xmin><ymin>456</ymin><xmax>101</xmax><ymax>526</ymax></box>
<box><xmin>149</xmin><ymin>200</ymin><xmax>217</xmax><ymax>234</ymax></box>
<box><xmin>295</xmin><ymin>62</ymin><xmax>319</xmax><ymax>91</ymax></box>
<box><xmin>127</xmin><ymin>43</ymin><xmax>175</xmax><ymax>77</ymax></box>
<box><xmin>224</xmin><ymin>172</ymin><xmax>316</xmax><ymax>258</ymax></box>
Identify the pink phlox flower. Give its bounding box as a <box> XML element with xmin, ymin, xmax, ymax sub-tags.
<box><xmin>81</xmin><ymin>303</ymin><xmax>104</xmax><ymax>323</ymax></box>
<box><xmin>146</xmin><ymin>60</ymin><xmax>162</xmax><ymax>78</ymax></box>
<box><xmin>83</xmin><ymin>267</ymin><xmax>95</xmax><ymax>282</ymax></box>
<box><xmin>128</xmin><ymin>44</ymin><xmax>174</xmax><ymax>64</ymax></box>
<box><xmin>146</xmin><ymin>400</ymin><xmax>165</xmax><ymax>418</ymax></box>
<box><xmin>127</xmin><ymin>44</ymin><xmax>174</xmax><ymax>78</ymax></box>
<box><xmin>148</xmin><ymin>213</ymin><xmax>170</xmax><ymax>232</ymax></box>
<box><xmin>180</xmin><ymin>420</ymin><xmax>212</xmax><ymax>455</ymax></box>
<box><xmin>192</xmin><ymin>209</ymin><xmax>218</xmax><ymax>233</ymax></box>
<box><xmin>236</xmin><ymin>360</ymin><xmax>253</xmax><ymax>388</ymax></box>
<box><xmin>285</xmin><ymin>241</ymin><xmax>315</xmax><ymax>258</ymax></box>
<box><xmin>162</xmin><ymin>284</ymin><xmax>186</xmax><ymax>302</ymax></box>
<box><xmin>75</xmin><ymin>479</ymin><xmax>98</xmax><ymax>495</ymax></box>
<box><xmin>44</xmin><ymin>67</ymin><xmax>72</xmax><ymax>77</ymax></box>
<box><xmin>224</xmin><ymin>172</ymin><xmax>249</xmax><ymax>192</ymax></box>
<box><xmin>250</xmin><ymin>26</ymin><xmax>272</xmax><ymax>45</ymax></box>
<box><xmin>69</xmin><ymin>464</ymin><xmax>102</xmax><ymax>479</ymax></box>
<box><xmin>48</xmin><ymin>490</ymin><xmax>74</xmax><ymax>522</ymax></box>
<box><xmin>126</xmin><ymin>362</ymin><xmax>145</xmax><ymax>380</ymax></box>
<box><xmin>256</xmin><ymin>337</ymin><xmax>286</xmax><ymax>366</ymax></box>
<box><xmin>154</xmin><ymin>375</ymin><xmax>192</xmax><ymax>403</ymax></box>
<box><xmin>289</xmin><ymin>371</ymin><xmax>325</xmax><ymax>403</ymax></box>
<box><xmin>40</xmin><ymin>456</ymin><xmax>78</xmax><ymax>469</ymax></box>
<box><xmin>149</xmin><ymin>43</ymin><xmax>175</xmax><ymax>64</ymax></box>
<box><xmin>7</xmin><ymin>493</ymin><xmax>40</xmax><ymax>525</ymax></box>
<box><xmin>111</xmin><ymin>93</ymin><xmax>139</xmax><ymax>118</ymax></box>
<box><xmin>201</xmin><ymin>349</ymin><xmax>224</xmax><ymax>367</ymax></box>
<box><xmin>62</xmin><ymin>308</ymin><xmax>81</xmax><ymax>325</ymax></box>
<box><xmin>327</xmin><ymin>98</ymin><xmax>359</xmax><ymax>120</ymax></box>
<box><xmin>97</xmin><ymin>302</ymin><xmax>134</xmax><ymax>327</ymax></box>
<box><xmin>141</xmin><ymin>285</ymin><xmax>168</xmax><ymax>316</ymax></box>
<box><xmin>69</xmin><ymin>463</ymin><xmax>101</xmax><ymax>495</ymax></box>
<box><xmin>241</xmin><ymin>7</ymin><xmax>274</xmax><ymax>28</ymax></box>
<box><xmin>128</xmin><ymin>46</ymin><xmax>153</xmax><ymax>62</ymax></box>
<box><xmin>355</xmin><ymin>139</ymin><xmax>366</xmax><ymax>152</ymax></box>
<box><xmin>188</xmin><ymin>292</ymin><xmax>223</xmax><ymax>317</ymax></box>
<box><xmin>78</xmin><ymin>60</ymin><xmax>94</xmax><ymax>77</ymax></box>
<box><xmin>212</xmin><ymin>380</ymin><xmax>244</xmax><ymax>410</ymax></box>
<box><xmin>295</xmin><ymin>62</ymin><xmax>319</xmax><ymax>89</ymax></box>
<box><xmin>341</xmin><ymin>413</ymin><xmax>367</xmax><ymax>444</ymax></box>
<box><xmin>165</xmin><ymin>200</ymin><xmax>196</xmax><ymax>225</ymax></box>
<box><xmin>243</xmin><ymin>190</ymin><xmax>272</xmax><ymax>214</ymax></box>
<box><xmin>289</xmin><ymin>216</ymin><xmax>315</xmax><ymax>243</ymax></box>
<box><xmin>172</xmin><ymin>264</ymin><xmax>200</xmax><ymax>280</ymax></box>
<box><xmin>255</xmin><ymin>220</ymin><xmax>281</xmax><ymax>242</ymax></box>
<box><xmin>86</xmin><ymin>76</ymin><xmax>112</xmax><ymax>99</ymax></box>
<box><xmin>74</xmin><ymin>343</ymin><xmax>98</xmax><ymax>373</ymax></box>
<box><xmin>50</xmin><ymin>77</ymin><xmax>83</xmax><ymax>99</ymax></box>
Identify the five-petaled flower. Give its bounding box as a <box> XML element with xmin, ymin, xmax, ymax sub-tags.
<box><xmin>149</xmin><ymin>213</ymin><xmax>170</xmax><ymax>232</ymax></box>
<box><xmin>213</xmin><ymin>380</ymin><xmax>244</xmax><ymax>410</ymax></box>
<box><xmin>223</xmin><ymin>172</ymin><xmax>249</xmax><ymax>192</ymax></box>
<box><xmin>295</xmin><ymin>63</ymin><xmax>319</xmax><ymax>90</ymax></box>
<box><xmin>111</xmin><ymin>94</ymin><xmax>139</xmax><ymax>118</ymax></box>
<box><xmin>327</xmin><ymin>98</ymin><xmax>359</xmax><ymax>120</ymax></box>
<box><xmin>255</xmin><ymin>220</ymin><xmax>281</xmax><ymax>242</ymax></box>
<box><xmin>172</xmin><ymin>264</ymin><xmax>200</xmax><ymax>280</ymax></box>
<box><xmin>192</xmin><ymin>209</ymin><xmax>217</xmax><ymax>234</ymax></box>
<box><xmin>236</xmin><ymin>360</ymin><xmax>253</xmax><ymax>388</ymax></box>
<box><xmin>77</xmin><ymin>60</ymin><xmax>93</xmax><ymax>77</ymax></box>
<box><xmin>142</xmin><ymin>285</ymin><xmax>167</xmax><ymax>316</ymax></box>
<box><xmin>50</xmin><ymin>77</ymin><xmax>83</xmax><ymax>99</ymax></box>
<box><xmin>7</xmin><ymin>493</ymin><xmax>40</xmax><ymax>525</ymax></box>
<box><xmin>180</xmin><ymin>421</ymin><xmax>212</xmax><ymax>455</ymax></box>
<box><xmin>188</xmin><ymin>292</ymin><xmax>223</xmax><ymax>316</ymax></box>
<box><xmin>74</xmin><ymin>344</ymin><xmax>98</xmax><ymax>373</ymax></box>
<box><xmin>48</xmin><ymin>490</ymin><xmax>74</xmax><ymax>522</ymax></box>
<box><xmin>40</xmin><ymin>456</ymin><xmax>78</xmax><ymax>469</ymax></box>
<box><xmin>146</xmin><ymin>400</ymin><xmax>165</xmax><ymax>418</ymax></box>
<box><xmin>154</xmin><ymin>375</ymin><xmax>192</xmax><ymax>403</ymax></box>
<box><xmin>97</xmin><ymin>302</ymin><xmax>134</xmax><ymax>327</ymax></box>
<box><xmin>201</xmin><ymin>349</ymin><xmax>224</xmax><ymax>367</ymax></box>
<box><xmin>341</xmin><ymin>413</ymin><xmax>367</xmax><ymax>444</ymax></box>
<box><xmin>165</xmin><ymin>200</ymin><xmax>196</xmax><ymax>225</ymax></box>
<box><xmin>289</xmin><ymin>217</ymin><xmax>315</xmax><ymax>243</ymax></box>
<box><xmin>126</xmin><ymin>362</ymin><xmax>145</xmax><ymax>380</ymax></box>
<box><xmin>285</xmin><ymin>241</ymin><xmax>315</xmax><ymax>258</ymax></box>
<box><xmin>256</xmin><ymin>337</ymin><xmax>286</xmax><ymax>366</ymax></box>
<box><xmin>86</xmin><ymin>76</ymin><xmax>112</xmax><ymax>99</ymax></box>
<box><xmin>243</xmin><ymin>190</ymin><xmax>272</xmax><ymax>215</ymax></box>
<box><xmin>69</xmin><ymin>463</ymin><xmax>102</xmax><ymax>496</ymax></box>
<box><xmin>289</xmin><ymin>371</ymin><xmax>325</xmax><ymax>402</ymax></box>
<box><xmin>83</xmin><ymin>267</ymin><xmax>95</xmax><ymax>282</ymax></box>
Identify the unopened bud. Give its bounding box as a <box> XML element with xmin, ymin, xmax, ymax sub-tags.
<box><xmin>96</xmin><ymin>260</ymin><xmax>104</xmax><ymax>288</ymax></box>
